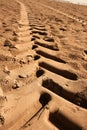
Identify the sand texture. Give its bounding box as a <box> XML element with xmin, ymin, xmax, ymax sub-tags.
<box><xmin>0</xmin><ymin>0</ymin><xmax>87</xmax><ymax>130</ymax></box>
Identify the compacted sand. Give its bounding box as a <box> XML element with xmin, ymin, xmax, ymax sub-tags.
<box><xmin>0</xmin><ymin>0</ymin><xmax>87</xmax><ymax>130</ymax></box>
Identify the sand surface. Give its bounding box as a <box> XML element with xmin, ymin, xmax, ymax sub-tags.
<box><xmin>0</xmin><ymin>0</ymin><xmax>87</xmax><ymax>130</ymax></box>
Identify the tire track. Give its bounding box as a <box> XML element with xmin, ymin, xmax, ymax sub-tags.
<box><xmin>35</xmin><ymin>1</ymin><xmax>87</xmax><ymax>26</ymax></box>
<box><xmin>1</xmin><ymin>1</ymin><xmax>87</xmax><ymax>130</ymax></box>
<box><xmin>18</xmin><ymin>5</ymin><xmax>87</xmax><ymax>130</ymax></box>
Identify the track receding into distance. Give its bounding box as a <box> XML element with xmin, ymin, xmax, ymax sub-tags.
<box><xmin>0</xmin><ymin>0</ymin><xmax>87</xmax><ymax>130</ymax></box>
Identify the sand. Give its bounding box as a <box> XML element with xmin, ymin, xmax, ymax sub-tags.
<box><xmin>0</xmin><ymin>0</ymin><xmax>87</xmax><ymax>130</ymax></box>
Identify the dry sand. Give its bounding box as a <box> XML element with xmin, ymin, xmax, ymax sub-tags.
<box><xmin>0</xmin><ymin>0</ymin><xmax>87</xmax><ymax>130</ymax></box>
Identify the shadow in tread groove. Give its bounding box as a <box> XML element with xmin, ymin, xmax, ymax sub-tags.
<box><xmin>33</xmin><ymin>27</ymin><xmax>46</xmax><ymax>31</ymax></box>
<box><xmin>31</xmin><ymin>30</ymin><xmax>47</xmax><ymax>35</ymax></box>
<box><xmin>39</xmin><ymin>62</ymin><xmax>78</xmax><ymax>80</ymax></box>
<box><xmin>35</xmin><ymin>41</ymin><xmax>58</xmax><ymax>51</ymax></box>
<box><xmin>42</xmin><ymin>79</ymin><xmax>87</xmax><ymax>109</ymax></box>
<box><xmin>34</xmin><ymin>55</ymin><xmax>40</xmax><ymax>60</ymax></box>
<box><xmin>32</xmin><ymin>45</ymin><xmax>38</xmax><ymax>50</ymax></box>
<box><xmin>36</xmin><ymin>50</ymin><xmax>66</xmax><ymax>63</ymax></box>
<box><xmin>49</xmin><ymin>111</ymin><xmax>82</xmax><ymax>130</ymax></box>
<box><xmin>84</xmin><ymin>50</ymin><xmax>87</xmax><ymax>54</ymax></box>
<box><xmin>39</xmin><ymin>92</ymin><xmax>52</xmax><ymax>107</ymax></box>
<box><xmin>36</xmin><ymin>69</ymin><xmax>45</xmax><ymax>78</ymax></box>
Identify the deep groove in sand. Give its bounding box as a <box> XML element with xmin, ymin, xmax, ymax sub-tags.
<box><xmin>36</xmin><ymin>69</ymin><xmax>45</xmax><ymax>78</ymax></box>
<box><xmin>84</xmin><ymin>50</ymin><xmax>87</xmax><ymax>55</ymax></box>
<box><xmin>42</xmin><ymin>79</ymin><xmax>87</xmax><ymax>109</ymax></box>
<box><xmin>34</xmin><ymin>55</ymin><xmax>41</xmax><ymax>60</ymax></box>
<box><xmin>39</xmin><ymin>62</ymin><xmax>78</xmax><ymax>80</ymax></box>
<box><xmin>49</xmin><ymin>111</ymin><xmax>82</xmax><ymax>130</ymax></box>
<box><xmin>32</xmin><ymin>44</ymin><xmax>38</xmax><ymax>49</ymax></box>
<box><xmin>33</xmin><ymin>27</ymin><xmax>46</xmax><ymax>31</ymax></box>
<box><xmin>35</xmin><ymin>41</ymin><xmax>58</xmax><ymax>51</ymax></box>
<box><xmin>31</xmin><ymin>30</ymin><xmax>47</xmax><ymax>35</ymax></box>
<box><xmin>36</xmin><ymin>50</ymin><xmax>66</xmax><ymax>63</ymax></box>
